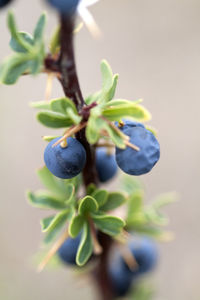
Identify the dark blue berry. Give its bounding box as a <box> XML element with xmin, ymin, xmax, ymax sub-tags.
<box><xmin>0</xmin><ymin>0</ymin><xmax>12</xmax><ymax>8</ymax></box>
<box><xmin>109</xmin><ymin>237</ymin><xmax>158</xmax><ymax>296</ymax></box>
<box><xmin>95</xmin><ymin>148</ymin><xmax>118</xmax><ymax>182</ymax></box>
<box><xmin>109</xmin><ymin>263</ymin><xmax>133</xmax><ymax>297</ymax></box>
<box><xmin>115</xmin><ymin>122</ymin><xmax>160</xmax><ymax>175</ymax></box>
<box><xmin>47</xmin><ymin>0</ymin><xmax>80</xmax><ymax>15</ymax></box>
<box><xmin>119</xmin><ymin>237</ymin><xmax>158</xmax><ymax>276</ymax></box>
<box><xmin>58</xmin><ymin>234</ymin><xmax>81</xmax><ymax>265</ymax></box>
<box><xmin>44</xmin><ymin>137</ymin><xmax>86</xmax><ymax>179</ymax></box>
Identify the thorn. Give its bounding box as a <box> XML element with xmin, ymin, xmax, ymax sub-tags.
<box><xmin>78</xmin><ymin>6</ymin><xmax>102</xmax><ymax>39</ymax></box>
<box><xmin>125</xmin><ymin>140</ymin><xmax>140</xmax><ymax>152</ymax></box>
<box><xmin>45</xmin><ymin>73</ymin><xmax>54</xmax><ymax>102</ymax></box>
<box><xmin>52</xmin><ymin>122</ymin><xmax>87</xmax><ymax>148</ymax></box>
<box><xmin>37</xmin><ymin>228</ymin><xmax>69</xmax><ymax>272</ymax></box>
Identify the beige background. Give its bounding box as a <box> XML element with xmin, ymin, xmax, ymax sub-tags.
<box><xmin>0</xmin><ymin>0</ymin><xmax>200</xmax><ymax>299</ymax></box>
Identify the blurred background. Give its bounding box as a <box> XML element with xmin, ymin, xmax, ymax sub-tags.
<box><xmin>0</xmin><ymin>0</ymin><xmax>199</xmax><ymax>299</ymax></box>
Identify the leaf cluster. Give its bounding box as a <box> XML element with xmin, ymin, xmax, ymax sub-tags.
<box><xmin>0</xmin><ymin>12</ymin><xmax>46</xmax><ymax>84</ymax></box>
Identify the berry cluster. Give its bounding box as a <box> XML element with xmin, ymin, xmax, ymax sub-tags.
<box><xmin>58</xmin><ymin>234</ymin><xmax>158</xmax><ymax>297</ymax></box>
<box><xmin>44</xmin><ymin>120</ymin><xmax>160</xmax><ymax>182</ymax></box>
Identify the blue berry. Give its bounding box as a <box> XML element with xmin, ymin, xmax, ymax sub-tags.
<box><xmin>109</xmin><ymin>237</ymin><xmax>158</xmax><ymax>296</ymax></box>
<box><xmin>119</xmin><ymin>237</ymin><xmax>158</xmax><ymax>276</ymax></box>
<box><xmin>47</xmin><ymin>0</ymin><xmax>80</xmax><ymax>15</ymax></box>
<box><xmin>44</xmin><ymin>137</ymin><xmax>86</xmax><ymax>179</ymax></box>
<box><xmin>96</xmin><ymin>148</ymin><xmax>118</xmax><ymax>182</ymax></box>
<box><xmin>0</xmin><ymin>0</ymin><xmax>12</xmax><ymax>8</ymax></box>
<box><xmin>109</xmin><ymin>262</ymin><xmax>133</xmax><ymax>297</ymax></box>
<box><xmin>58</xmin><ymin>234</ymin><xmax>81</xmax><ymax>265</ymax></box>
<box><xmin>115</xmin><ymin>122</ymin><xmax>160</xmax><ymax>175</ymax></box>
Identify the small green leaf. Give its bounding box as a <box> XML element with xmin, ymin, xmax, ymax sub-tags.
<box><xmin>86</xmin><ymin>114</ymin><xmax>104</xmax><ymax>144</ymax></box>
<box><xmin>44</xmin><ymin>214</ymin><xmax>70</xmax><ymax>244</ymax></box>
<box><xmin>104</xmin><ymin>122</ymin><xmax>126</xmax><ymax>149</ymax></box>
<box><xmin>0</xmin><ymin>54</ymin><xmax>32</xmax><ymax>85</ymax></box>
<box><xmin>10</xmin><ymin>31</ymin><xmax>34</xmax><ymax>53</ymax></box>
<box><xmin>65</xmin><ymin>183</ymin><xmax>75</xmax><ymax>204</ymax></box>
<box><xmin>42</xmin><ymin>210</ymin><xmax>69</xmax><ymax>233</ymax></box>
<box><xmin>122</xmin><ymin>175</ymin><xmax>143</xmax><ymax>196</ymax></box>
<box><xmin>66</xmin><ymin>107</ymin><xmax>82</xmax><ymax>124</ymax></box>
<box><xmin>102</xmin><ymin>101</ymin><xmax>151</xmax><ymax>122</ymax></box>
<box><xmin>33</xmin><ymin>13</ymin><xmax>46</xmax><ymax>42</ymax></box>
<box><xmin>126</xmin><ymin>190</ymin><xmax>144</xmax><ymax>223</ymax></box>
<box><xmin>76</xmin><ymin>222</ymin><xmax>93</xmax><ymax>266</ymax></box>
<box><xmin>144</xmin><ymin>208</ymin><xmax>169</xmax><ymax>226</ymax></box>
<box><xmin>79</xmin><ymin>196</ymin><xmax>98</xmax><ymax>215</ymax></box>
<box><xmin>92</xmin><ymin>214</ymin><xmax>125</xmax><ymax>236</ymax></box>
<box><xmin>85</xmin><ymin>91</ymin><xmax>101</xmax><ymax>105</ymax></box>
<box><xmin>101</xmin><ymin>192</ymin><xmax>126</xmax><ymax>211</ymax></box>
<box><xmin>30</xmin><ymin>101</ymin><xmax>51</xmax><ymax>110</ymax></box>
<box><xmin>41</xmin><ymin>215</ymin><xmax>55</xmax><ymax>232</ymax></box>
<box><xmin>7</xmin><ymin>12</ymin><xmax>32</xmax><ymax>52</ymax></box>
<box><xmin>37</xmin><ymin>111</ymin><xmax>73</xmax><ymax>128</ymax></box>
<box><xmin>152</xmin><ymin>192</ymin><xmax>178</xmax><ymax>209</ymax></box>
<box><xmin>69</xmin><ymin>215</ymin><xmax>85</xmax><ymax>238</ymax></box>
<box><xmin>50</xmin><ymin>97</ymin><xmax>77</xmax><ymax>115</ymax></box>
<box><xmin>50</xmin><ymin>25</ymin><xmax>60</xmax><ymax>55</ymax></box>
<box><xmin>92</xmin><ymin>189</ymin><xmax>108</xmax><ymax>207</ymax></box>
<box><xmin>86</xmin><ymin>183</ymin><xmax>97</xmax><ymax>195</ymax></box>
<box><xmin>37</xmin><ymin>166</ymin><xmax>77</xmax><ymax>201</ymax></box>
<box><xmin>101</xmin><ymin>60</ymin><xmax>113</xmax><ymax>93</ymax></box>
<box><xmin>27</xmin><ymin>190</ymin><xmax>67</xmax><ymax>210</ymax></box>
<box><xmin>108</xmin><ymin>73</ymin><xmax>118</xmax><ymax>101</ymax></box>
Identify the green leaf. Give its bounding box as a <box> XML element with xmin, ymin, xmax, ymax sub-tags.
<box><xmin>27</xmin><ymin>190</ymin><xmax>67</xmax><ymax>210</ymax></box>
<box><xmin>101</xmin><ymin>192</ymin><xmax>126</xmax><ymax>211</ymax></box>
<box><xmin>50</xmin><ymin>97</ymin><xmax>77</xmax><ymax>115</ymax></box>
<box><xmin>92</xmin><ymin>189</ymin><xmax>108</xmax><ymax>207</ymax></box>
<box><xmin>92</xmin><ymin>214</ymin><xmax>125</xmax><ymax>236</ymax></box>
<box><xmin>41</xmin><ymin>215</ymin><xmax>55</xmax><ymax>232</ymax></box>
<box><xmin>86</xmin><ymin>114</ymin><xmax>104</xmax><ymax>144</ymax></box>
<box><xmin>66</xmin><ymin>107</ymin><xmax>82</xmax><ymax>124</ymax></box>
<box><xmin>144</xmin><ymin>207</ymin><xmax>169</xmax><ymax>226</ymax></box>
<box><xmin>126</xmin><ymin>190</ymin><xmax>144</xmax><ymax>223</ymax></box>
<box><xmin>37</xmin><ymin>111</ymin><xmax>73</xmax><ymax>128</ymax></box>
<box><xmin>101</xmin><ymin>60</ymin><xmax>113</xmax><ymax>94</ymax></box>
<box><xmin>108</xmin><ymin>73</ymin><xmax>118</xmax><ymax>101</ymax></box>
<box><xmin>86</xmin><ymin>183</ymin><xmax>97</xmax><ymax>195</ymax></box>
<box><xmin>76</xmin><ymin>222</ymin><xmax>93</xmax><ymax>266</ymax></box>
<box><xmin>30</xmin><ymin>101</ymin><xmax>51</xmax><ymax>110</ymax></box>
<box><xmin>10</xmin><ymin>31</ymin><xmax>34</xmax><ymax>53</ymax></box>
<box><xmin>33</xmin><ymin>13</ymin><xmax>46</xmax><ymax>42</ymax></box>
<box><xmin>102</xmin><ymin>101</ymin><xmax>151</xmax><ymax>122</ymax></box>
<box><xmin>0</xmin><ymin>54</ymin><xmax>32</xmax><ymax>85</ymax></box>
<box><xmin>69</xmin><ymin>215</ymin><xmax>85</xmax><ymax>238</ymax></box>
<box><xmin>42</xmin><ymin>210</ymin><xmax>69</xmax><ymax>233</ymax></box>
<box><xmin>152</xmin><ymin>192</ymin><xmax>177</xmax><ymax>210</ymax></box>
<box><xmin>79</xmin><ymin>196</ymin><xmax>98</xmax><ymax>215</ymax></box>
<box><xmin>122</xmin><ymin>175</ymin><xmax>143</xmax><ymax>196</ymax></box>
<box><xmin>49</xmin><ymin>25</ymin><xmax>60</xmax><ymax>55</ymax></box>
<box><xmin>85</xmin><ymin>91</ymin><xmax>101</xmax><ymax>105</ymax></box>
<box><xmin>44</xmin><ymin>214</ymin><xmax>70</xmax><ymax>244</ymax></box>
<box><xmin>7</xmin><ymin>12</ymin><xmax>32</xmax><ymax>52</ymax></box>
<box><xmin>37</xmin><ymin>166</ymin><xmax>76</xmax><ymax>200</ymax></box>
<box><xmin>104</xmin><ymin>122</ymin><xmax>126</xmax><ymax>149</ymax></box>
<box><xmin>65</xmin><ymin>183</ymin><xmax>75</xmax><ymax>204</ymax></box>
